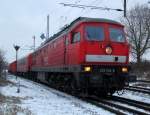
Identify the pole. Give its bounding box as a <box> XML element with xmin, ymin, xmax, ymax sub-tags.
<box><xmin>124</xmin><ymin>0</ymin><xmax>126</xmax><ymax>17</ymax></box>
<box><xmin>14</xmin><ymin>45</ymin><xmax>20</xmax><ymax>80</ymax></box>
<box><xmin>33</xmin><ymin>36</ymin><xmax>35</xmax><ymax>51</ymax></box>
<box><xmin>16</xmin><ymin>50</ymin><xmax>18</xmax><ymax>80</ymax></box>
<box><xmin>47</xmin><ymin>15</ymin><xmax>49</xmax><ymax>39</ymax></box>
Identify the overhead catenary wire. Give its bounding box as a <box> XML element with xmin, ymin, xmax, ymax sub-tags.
<box><xmin>58</xmin><ymin>0</ymin><xmax>83</xmax><ymax>23</ymax></box>
<box><xmin>63</xmin><ymin>0</ymin><xmax>83</xmax><ymax>15</ymax></box>
<box><xmin>60</xmin><ymin>3</ymin><xmax>123</xmax><ymax>11</ymax></box>
<box><xmin>78</xmin><ymin>0</ymin><xmax>100</xmax><ymax>17</ymax></box>
<box><xmin>60</xmin><ymin>0</ymin><xmax>128</xmax><ymax>17</ymax></box>
<box><xmin>48</xmin><ymin>0</ymin><xmax>82</xmax><ymax>36</ymax></box>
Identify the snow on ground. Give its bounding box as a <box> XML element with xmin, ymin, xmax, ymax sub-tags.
<box><xmin>1</xmin><ymin>74</ymin><xmax>150</xmax><ymax>115</ymax></box>
<box><xmin>0</xmin><ymin>74</ymin><xmax>113</xmax><ymax>115</ymax></box>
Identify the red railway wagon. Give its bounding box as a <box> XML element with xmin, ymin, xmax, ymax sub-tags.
<box><xmin>8</xmin><ymin>61</ymin><xmax>16</xmax><ymax>74</ymax></box>
<box><xmin>17</xmin><ymin>53</ymin><xmax>32</xmax><ymax>75</ymax></box>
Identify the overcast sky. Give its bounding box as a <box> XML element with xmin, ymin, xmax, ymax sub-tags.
<box><xmin>0</xmin><ymin>0</ymin><xmax>149</xmax><ymax>62</ymax></box>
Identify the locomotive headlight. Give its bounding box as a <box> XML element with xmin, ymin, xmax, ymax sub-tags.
<box><xmin>105</xmin><ymin>46</ymin><xmax>112</xmax><ymax>55</ymax></box>
<box><xmin>122</xmin><ymin>67</ymin><xmax>128</xmax><ymax>73</ymax></box>
<box><xmin>84</xmin><ymin>66</ymin><xmax>91</xmax><ymax>72</ymax></box>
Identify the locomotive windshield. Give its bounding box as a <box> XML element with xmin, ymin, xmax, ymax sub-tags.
<box><xmin>109</xmin><ymin>28</ymin><xmax>125</xmax><ymax>42</ymax></box>
<box><xmin>86</xmin><ymin>26</ymin><xmax>104</xmax><ymax>41</ymax></box>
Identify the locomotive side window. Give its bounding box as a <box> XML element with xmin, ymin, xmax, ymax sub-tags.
<box><xmin>65</xmin><ymin>37</ymin><xmax>69</xmax><ymax>45</ymax></box>
<box><xmin>86</xmin><ymin>26</ymin><xmax>104</xmax><ymax>41</ymax></box>
<box><xmin>109</xmin><ymin>28</ymin><xmax>125</xmax><ymax>42</ymax></box>
<box><xmin>72</xmin><ymin>32</ymin><xmax>80</xmax><ymax>43</ymax></box>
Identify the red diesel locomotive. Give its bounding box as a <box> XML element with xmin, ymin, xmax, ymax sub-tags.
<box><xmin>9</xmin><ymin>17</ymin><xmax>130</xmax><ymax>95</ymax></box>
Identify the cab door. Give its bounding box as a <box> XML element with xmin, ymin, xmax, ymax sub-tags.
<box><xmin>64</xmin><ymin>35</ymin><xmax>68</xmax><ymax>65</ymax></box>
<box><xmin>67</xmin><ymin>31</ymin><xmax>81</xmax><ymax>65</ymax></box>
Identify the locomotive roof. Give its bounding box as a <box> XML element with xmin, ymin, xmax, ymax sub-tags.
<box><xmin>38</xmin><ymin>17</ymin><xmax>122</xmax><ymax>50</ymax></box>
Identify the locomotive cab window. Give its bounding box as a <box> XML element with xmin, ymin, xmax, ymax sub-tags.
<box><xmin>109</xmin><ymin>28</ymin><xmax>125</xmax><ymax>42</ymax></box>
<box><xmin>86</xmin><ymin>26</ymin><xmax>104</xmax><ymax>41</ymax></box>
<box><xmin>72</xmin><ymin>32</ymin><xmax>80</xmax><ymax>43</ymax></box>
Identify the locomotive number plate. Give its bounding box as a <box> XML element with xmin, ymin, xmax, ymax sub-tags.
<box><xmin>99</xmin><ymin>68</ymin><xmax>115</xmax><ymax>73</ymax></box>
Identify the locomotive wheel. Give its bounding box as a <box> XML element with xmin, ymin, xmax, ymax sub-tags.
<box><xmin>95</xmin><ymin>89</ymin><xmax>108</xmax><ymax>97</ymax></box>
<box><xmin>63</xmin><ymin>80</ymin><xmax>71</xmax><ymax>93</ymax></box>
<box><xmin>108</xmin><ymin>90</ymin><xmax>115</xmax><ymax>96</ymax></box>
<box><xmin>70</xmin><ymin>78</ymin><xmax>80</xmax><ymax>95</ymax></box>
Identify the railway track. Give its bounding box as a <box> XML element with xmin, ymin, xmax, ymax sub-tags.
<box><xmin>14</xmin><ymin>75</ymin><xmax>150</xmax><ymax>115</ymax></box>
<box><xmin>81</xmin><ymin>97</ymin><xmax>126</xmax><ymax>115</ymax></box>
<box><xmin>111</xmin><ymin>96</ymin><xmax>150</xmax><ymax>112</ymax></box>
<box><xmin>16</xmin><ymin>77</ymin><xmax>125</xmax><ymax>115</ymax></box>
<box><xmin>27</xmin><ymin>77</ymin><xmax>150</xmax><ymax>115</ymax></box>
<box><xmin>129</xmin><ymin>86</ymin><xmax>150</xmax><ymax>91</ymax></box>
<box><xmin>81</xmin><ymin>95</ymin><xmax>150</xmax><ymax>115</ymax></box>
<box><xmin>125</xmin><ymin>86</ymin><xmax>150</xmax><ymax>95</ymax></box>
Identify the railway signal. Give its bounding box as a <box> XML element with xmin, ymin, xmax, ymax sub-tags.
<box><xmin>13</xmin><ymin>45</ymin><xmax>20</xmax><ymax>80</ymax></box>
<box><xmin>40</xmin><ymin>15</ymin><xmax>50</xmax><ymax>40</ymax></box>
<box><xmin>40</xmin><ymin>33</ymin><xmax>46</xmax><ymax>40</ymax></box>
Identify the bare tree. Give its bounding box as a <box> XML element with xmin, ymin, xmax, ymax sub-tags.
<box><xmin>0</xmin><ymin>49</ymin><xmax>6</xmax><ymax>77</ymax></box>
<box><xmin>122</xmin><ymin>4</ymin><xmax>150</xmax><ymax>63</ymax></box>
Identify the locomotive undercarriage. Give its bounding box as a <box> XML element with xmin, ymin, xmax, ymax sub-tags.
<box><xmin>18</xmin><ymin>65</ymin><xmax>128</xmax><ymax>96</ymax></box>
<box><xmin>25</xmin><ymin>71</ymin><xmax>128</xmax><ymax>96</ymax></box>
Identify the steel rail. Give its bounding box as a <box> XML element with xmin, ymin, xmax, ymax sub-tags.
<box><xmin>94</xmin><ymin>97</ymin><xmax>149</xmax><ymax>115</ymax></box>
<box><xmin>137</xmin><ymin>80</ymin><xmax>150</xmax><ymax>83</ymax></box>
<box><xmin>111</xmin><ymin>96</ymin><xmax>150</xmax><ymax>112</ymax></box>
<box><xmin>124</xmin><ymin>87</ymin><xmax>150</xmax><ymax>94</ymax></box>
<box><xmin>80</xmin><ymin>97</ymin><xmax>126</xmax><ymax>115</ymax></box>
<box><xmin>129</xmin><ymin>86</ymin><xmax>150</xmax><ymax>91</ymax></box>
